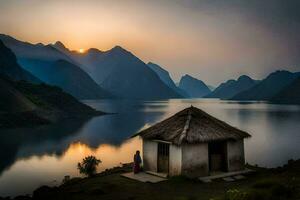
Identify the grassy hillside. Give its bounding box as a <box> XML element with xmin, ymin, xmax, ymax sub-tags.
<box><xmin>0</xmin><ymin>76</ymin><xmax>104</xmax><ymax>128</ymax></box>
<box><xmin>10</xmin><ymin>159</ymin><xmax>299</xmax><ymax>200</ymax></box>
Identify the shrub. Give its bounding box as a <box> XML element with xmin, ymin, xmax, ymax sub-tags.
<box><xmin>77</xmin><ymin>156</ymin><xmax>101</xmax><ymax>177</ymax></box>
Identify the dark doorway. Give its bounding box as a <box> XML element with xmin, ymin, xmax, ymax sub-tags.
<box><xmin>157</xmin><ymin>142</ymin><xmax>169</xmax><ymax>173</ymax></box>
<box><xmin>208</xmin><ymin>141</ymin><xmax>227</xmax><ymax>172</ymax></box>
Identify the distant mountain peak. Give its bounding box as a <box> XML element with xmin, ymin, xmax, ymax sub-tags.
<box><xmin>237</xmin><ymin>75</ymin><xmax>252</xmax><ymax>81</ymax></box>
<box><xmin>54</xmin><ymin>41</ymin><xmax>66</xmax><ymax>49</ymax></box>
<box><xmin>205</xmin><ymin>74</ymin><xmax>257</xmax><ymax>99</ymax></box>
<box><xmin>110</xmin><ymin>45</ymin><xmax>129</xmax><ymax>54</ymax></box>
<box><xmin>182</xmin><ymin>74</ymin><xmax>198</xmax><ymax>80</ymax></box>
<box><xmin>35</xmin><ymin>42</ymin><xmax>44</xmax><ymax>47</ymax></box>
<box><xmin>231</xmin><ymin>70</ymin><xmax>300</xmax><ymax>101</ymax></box>
<box><xmin>270</xmin><ymin>70</ymin><xmax>292</xmax><ymax>76</ymax></box>
<box><xmin>179</xmin><ymin>74</ymin><xmax>210</xmax><ymax>97</ymax></box>
<box><xmin>87</xmin><ymin>48</ymin><xmax>103</xmax><ymax>54</ymax></box>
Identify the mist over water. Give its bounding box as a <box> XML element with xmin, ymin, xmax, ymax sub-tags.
<box><xmin>0</xmin><ymin>99</ymin><xmax>299</xmax><ymax>196</ymax></box>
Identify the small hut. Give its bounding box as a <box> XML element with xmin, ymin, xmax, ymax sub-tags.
<box><xmin>134</xmin><ymin>106</ymin><xmax>251</xmax><ymax>178</ymax></box>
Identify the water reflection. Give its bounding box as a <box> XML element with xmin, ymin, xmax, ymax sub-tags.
<box><xmin>0</xmin><ymin>99</ymin><xmax>299</xmax><ymax>197</ymax></box>
<box><xmin>0</xmin><ymin>118</ymin><xmax>91</xmax><ymax>175</ymax></box>
<box><xmin>0</xmin><ymin>100</ymin><xmax>168</xmax><ymax>196</ymax></box>
<box><xmin>0</xmin><ymin>137</ymin><xmax>141</xmax><ymax>197</ymax></box>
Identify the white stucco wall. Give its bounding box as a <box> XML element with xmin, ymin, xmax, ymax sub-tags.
<box><xmin>142</xmin><ymin>139</ymin><xmax>158</xmax><ymax>172</ymax></box>
<box><xmin>227</xmin><ymin>139</ymin><xmax>245</xmax><ymax>171</ymax></box>
<box><xmin>169</xmin><ymin>144</ymin><xmax>182</xmax><ymax>176</ymax></box>
<box><xmin>181</xmin><ymin>143</ymin><xmax>209</xmax><ymax>177</ymax></box>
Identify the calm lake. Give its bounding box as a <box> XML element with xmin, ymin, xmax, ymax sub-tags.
<box><xmin>0</xmin><ymin>99</ymin><xmax>300</xmax><ymax>196</ymax></box>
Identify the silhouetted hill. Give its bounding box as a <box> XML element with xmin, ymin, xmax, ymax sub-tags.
<box><xmin>54</xmin><ymin>43</ymin><xmax>181</xmax><ymax>99</ymax></box>
<box><xmin>0</xmin><ymin>40</ymin><xmax>105</xmax><ymax>128</ymax></box>
<box><xmin>205</xmin><ymin>75</ymin><xmax>258</xmax><ymax>99</ymax></box>
<box><xmin>0</xmin><ymin>40</ymin><xmax>40</xmax><ymax>83</ymax></box>
<box><xmin>178</xmin><ymin>75</ymin><xmax>211</xmax><ymax>98</ymax></box>
<box><xmin>0</xmin><ymin>76</ymin><xmax>103</xmax><ymax>128</ymax></box>
<box><xmin>271</xmin><ymin>76</ymin><xmax>300</xmax><ymax>104</ymax></box>
<box><xmin>0</xmin><ymin>75</ymin><xmax>37</xmax><ymax>113</ymax></box>
<box><xmin>0</xmin><ymin>35</ymin><xmax>112</xmax><ymax>99</ymax></box>
<box><xmin>147</xmin><ymin>62</ymin><xmax>185</xmax><ymax>97</ymax></box>
<box><xmin>232</xmin><ymin>70</ymin><xmax>300</xmax><ymax>100</ymax></box>
<box><xmin>19</xmin><ymin>59</ymin><xmax>113</xmax><ymax>99</ymax></box>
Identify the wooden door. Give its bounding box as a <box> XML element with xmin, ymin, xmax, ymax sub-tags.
<box><xmin>157</xmin><ymin>142</ymin><xmax>169</xmax><ymax>173</ymax></box>
<box><xmin>208</xmin><ymin>141</ymin><xmax>227</xmax><ymax>172</ymax></box>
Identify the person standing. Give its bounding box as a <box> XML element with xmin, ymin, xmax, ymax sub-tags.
<box><xmin>133</xmin><ymin>150</ymin><xmax>142</xmax><ymax>174</ymax></box>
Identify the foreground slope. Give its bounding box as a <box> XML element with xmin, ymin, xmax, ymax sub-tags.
<box><xmin>0</xmin><ymin>76</ymin><xmax>103</xmax><ymax>128</ymax></box>
<box><xmin>21</xmin><ymin>159</ymin><xmax>300</xmax><ymax>200</ymax></box>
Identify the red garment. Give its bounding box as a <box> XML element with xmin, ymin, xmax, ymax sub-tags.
<box><xmin>133</xmin><ymin>154</ymin><xmax>142</xmax><ymax>173</ymax></box>
<box><xmin>133</xmin><ymin>162</ymin><xmax>141</xmax><ymax>174</ymax></box>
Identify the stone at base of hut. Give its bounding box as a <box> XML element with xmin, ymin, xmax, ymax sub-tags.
<box><xmin>223</xmin><ymin>177</ymin><xmax>235</xmax><ymax>182</ymax></box>
<box><xmin>201</xmin><ymin>179</ymin><xmax>212</xmax><ymax>183</ymax></box>
<box><xmin>234</xmin><ymin>175</ymin><xmax>245</xmax><ymax>180</ymax></box>
<box><xmin>121</xmin><ymin>172</ymin><xmax>167</xmax><ymax>183</ymax></box>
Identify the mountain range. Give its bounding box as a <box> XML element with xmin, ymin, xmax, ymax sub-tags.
<box><xmin>178</xmin><ymin>74</ymin><xmax>211</xmax><ymax>98</ymax></box>
<box><xmin>205</xmin><ymin>75</ymin><xmax>258</xmax><ymax>99</ymax></box>
<box><xmin>53</xmin><ymin>42</ymin><xmax>182</xmax><ymax>99</ymax></box>
<box><xmin>271</xmin><ymin>76</ymin><xmax>300</xmax><ymax>104</ymax></box>
<box><xmin>0</xmin><ymin>34</ymin><xmax>112</xmax><ymax>99</ymax></box>
<box><xmin>231</xmin><ymin>70</ymin><xmax>300</xmax><ymax>100</ymax></box>
<box><xmin>147</xmin><ymin>62</ymin><xmax>187</xmax><ymax>97</ymax></box>
<box><xmin>1</xmin><ymin>33</ymin><xmax>300</xmax><ymax>104</ymax></box>
<box><xmin>18</xmin><ymin>58</ymin><xmax>112</xmax><ymax>99</ymax></box>
<box><xmin>0</xmin><ymin>40</ymin><xmax>40</xmax><ymax>83</ymax></box>
<box><xmin>0</xmin><ymin>41</ymin><xmax>103</xmax><ymax>128</ymax></box>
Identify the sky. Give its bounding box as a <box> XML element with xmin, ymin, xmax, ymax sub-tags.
<box><xmin>0</xmin><ymin>0</ymin><xmax>300</xmax><ymax>86</ymax></box>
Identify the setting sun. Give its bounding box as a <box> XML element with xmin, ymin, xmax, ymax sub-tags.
<box><xmin>78</xmin><ymin>48</ymin><xmax>85</xmax><ymax>53</ymax></box>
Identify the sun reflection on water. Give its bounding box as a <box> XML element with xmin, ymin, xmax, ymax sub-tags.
<box><xmin>0</xmin><ymin>137</ymin><xmax>142</xmax><ymax>196</ymax></box>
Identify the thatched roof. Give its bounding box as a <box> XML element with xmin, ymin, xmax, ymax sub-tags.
<box><xmin>134</xmin><ymin>106</ymin><xmax>251</xmax><ymax>145</ymax></box>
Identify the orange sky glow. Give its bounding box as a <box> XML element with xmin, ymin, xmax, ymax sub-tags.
<box><xmin>0</xmin><ymin>0</ymin><xmax>299</xmax><ymax>85</ymax></box>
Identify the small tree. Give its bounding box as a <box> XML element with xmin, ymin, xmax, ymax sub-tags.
<box><xmin>77</xmin><ymin>156</ymin><xmax>101</xmax><ymax>177</ymax></box>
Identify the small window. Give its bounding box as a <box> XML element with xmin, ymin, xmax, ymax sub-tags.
<box><xmin>158</xmin><ymin>143</ymin><xmax>169</xmax><ymax>156</ymax></box>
